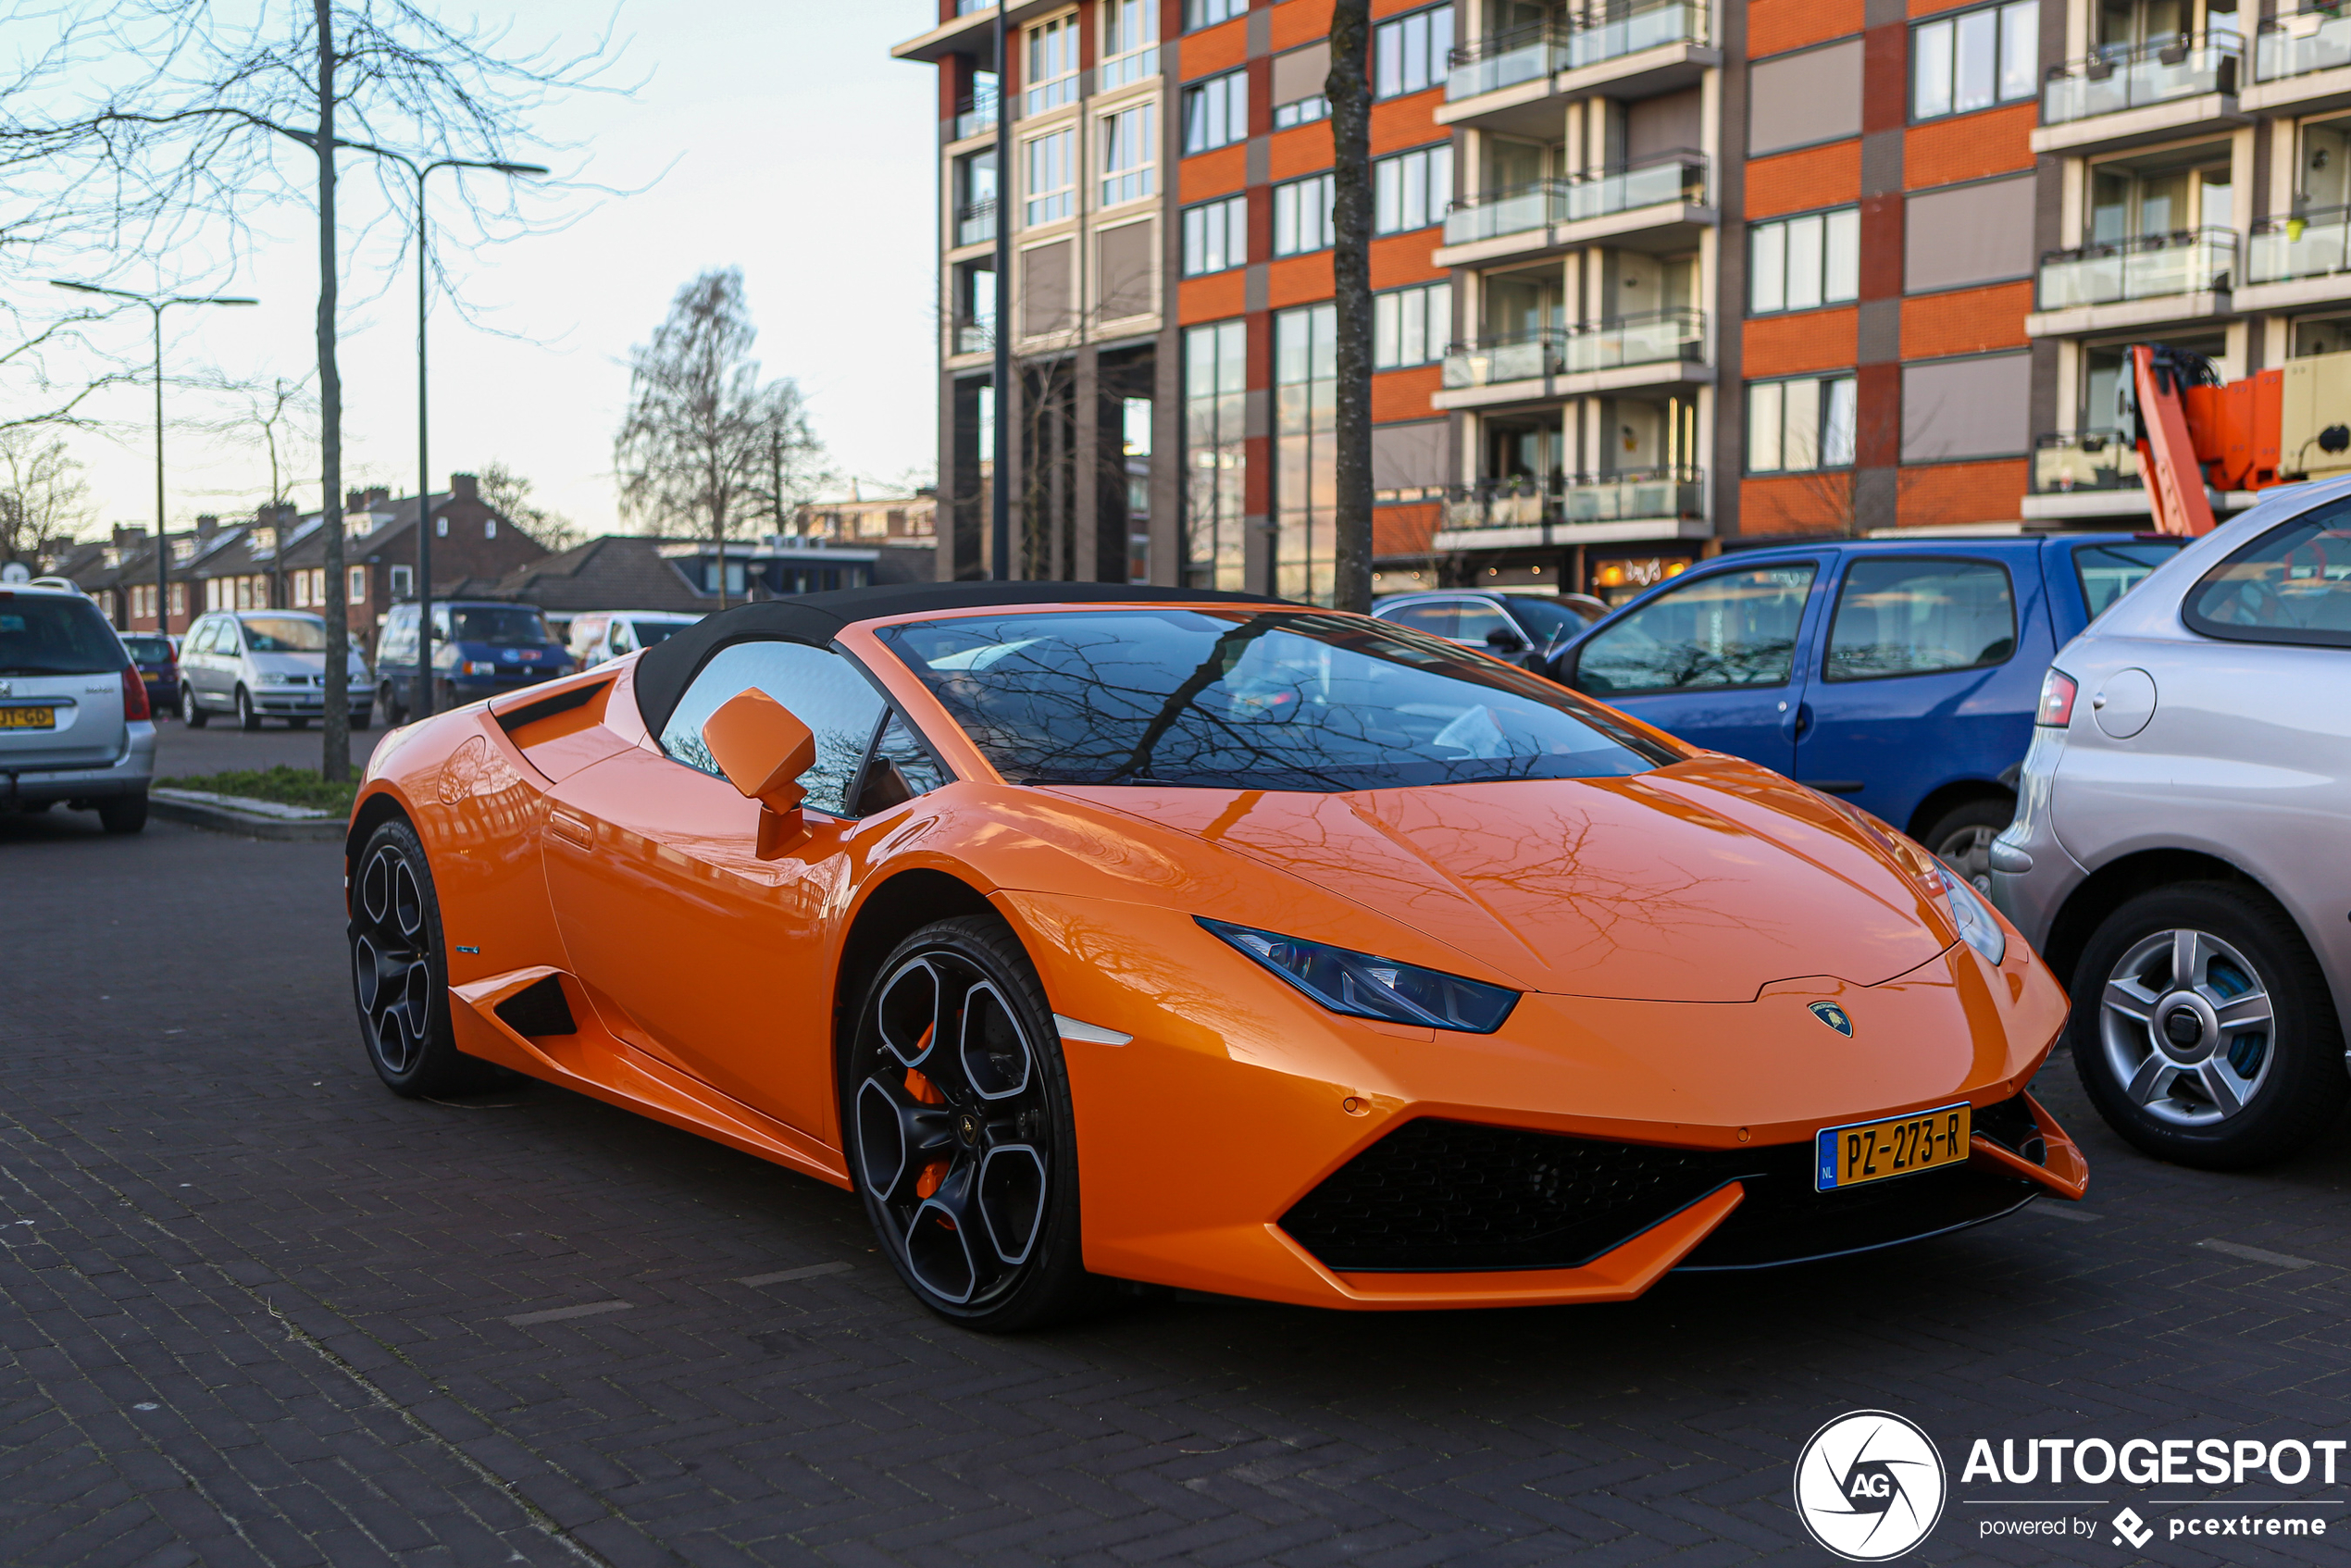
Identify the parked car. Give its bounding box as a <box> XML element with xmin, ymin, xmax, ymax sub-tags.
<box><xmin>0</xmin><ymin>580</ymin><xmax>154</xmax><ymax>832</ymax></box>
<box><xmin>1990</xmin><ymin>486</ymin><xmax>2351</xmax><ymax>1169</ymax></box>
<box><xmin>1545</xmin><ymin>533</ymin><xmax>2183</xmax><ymax>887</ymax></box>
<box><xmin>178</xmin><ymin>610</ymin><xmax>372</xmax><ymax>731</ymax></box>
<box><xmin>118</xmin><ymin>632</ymin><xmax>180</xmax><ymax>716</ymax></box>
<box><xmin>1372</xmin><ymin>591</ymin><xmax>1607</xmax><ymax>671</ymax></box>
<box><xmin>375</xmin><ymin>600</ymin><xmax>571</xmax><ymax>724</ymax></box>
<box><xmin>569</xmin><ymin>609</ymin><xmax>700</xmax><ymax>668</ymax></box>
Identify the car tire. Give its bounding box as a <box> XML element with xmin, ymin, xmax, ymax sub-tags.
<box><xmin>845</xmin><ymin>914</ymin><xmax>1107</xmax><ymax>1333</ymax></box>
<box><xmin>97</xmin><ymin>792</ymin><xmax>147</xmax><ymax>835</ymax></box>
<box><xmin>1923</xmin><ymin>797</ymin><xmax>2013</xmax><ymax>896</ymax></box>
<box><xmin>381</xmin><ymin>683</ymin><xmax>407</xmax><ymax>728</ymax></box>
<box><xmin>235</xmin><ymin>687</ymin><xmax>261</xmax><ymax>731</ymax></box>
<box><xmin>350</xmin><ymin>816</ymin><xmax>508</xmax><ymax>1099</ymax></box>
<box><xmin>2070</xmin><ymin>881</ymin><xmax>2346</xmax><ymax>1170</ymax></box>
<box><xmin>181</xmin><ymin>684</ymin><xmax>207</xmax><ymax>728</ymax></box>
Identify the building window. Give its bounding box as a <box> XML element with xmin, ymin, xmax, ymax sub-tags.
<box><xmin>1375</xmin><ymin>143</ymin><xmax>1454</xmax><ymax>234</ymax></box>
<box><xmin>1749</xmin><ymin>207</ymin><xmax>1860</xmax><ymax>315</ymax></box>
<box><xmin>1100</xmin><ymin>103</ymin><xmax>1157</xmax><ymax>206</ymax></box>
<box><xmin>1273</xmin><ymin>172</ymin><xmax>1336</xmax><ymax>255</ymax></box>
<box><xmin>1275</xmin><ymin>303</ymin><xmax>1338</xmax><ymax>604</ymax></box>
<box><xmin>955</xmin><ymin>147</ymin><xmax>998</xmax><ymax>246</ymax></box>
<box><xmin>485</xmin><ymin>517</ymin><xmax>497</xmax><ymax>539</ymax></box>
<box><xmin>1182</xmin><ymin>193</ymin><xmax>1249</xmax><ymax>275</ymax></box>
<box><xmin>1101</xmin><ymin>0</ymin><xmax>1160</xmax><ymax>88</ymax></box>
<box><xmin>1375</xmin><ymin>282</ymin><xmax>1452</xmax><ymax>368</ymax></box>
<box><xmin>436</xmin><ymin>516</ymin><xmax>448</xmax><ymax>537</ymax></box>
<box><xmin>1184</xmin><ymin>320</ymin><xmax>1248</xmax><ymax>591</ymax></box>
<box><xmin>1184</xmin><ymin>0</ymin><xmax>1245</xmax><ymax>30</ymax></box>
<box><xmin>1375</xmin><ymin>6</ymin><xmax>1454</xmax><ymax>99</ymax></box>
<box><xmin>390</xmin><ymin>565</ymin><xmax>413</xmax><ymax>598</ymax></box>
<box><xmin>1024</xmin><ymin>15</ymin><xmax>1078</xmax><ymax>117</ymax></box>
<box><xmin>1748</xmin><ymin>375</ymin><xmax>1859</xmax><ymax>473</ymax></box>
<box><xmin>170</xmin><ymin>582</ymin><xmax>186</xmax><ymax>616</ymax></box>
<box><xmin>1183</xmin><ymin>69</ymin><xmax>1247</xmax><ymax>154</ymax></box>
<box><xmin>1275</xmin><ymin>95</ymin><xmax>1327</xmax><ymax>129</ymax></box>
<box><xmin>348</xmin><ymin>566</ymin><xmax>367</xmax><ymax>604</ymax></box>
<box><xmin>1025</xmin><ymin>127</ymin><xmax>1075</xmax><ymax>225</ymax></box>
<box><xmin>1913</xmin><ymin>1</ymin><xmax>2037</xmax><ymax>120</ymax></box>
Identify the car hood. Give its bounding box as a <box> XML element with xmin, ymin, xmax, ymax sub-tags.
<box><xmin>1052</xmin><ymin>757</ymin><xmax>1959</xmax><ymax>1002</ymax></box>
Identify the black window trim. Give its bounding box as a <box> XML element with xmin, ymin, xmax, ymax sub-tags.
<box><xmin>1818</xmin><ymin>552</ymin><xmax>2019</xmax><ymax>686</ymax></box>
<box><xmin>1907</xmin><ymin>0</ymin><xmax>2038</xmax><ymax>127</ymax></box>
<box><xmin>1564</xmin><ymin>556</ymin><xmax>1825</xmax><ymax>697</ymax></box>
<box><xmin>2179</xmin><ymin>508</ymin><xmax>2351</xmax><ymax>650</ymax></box>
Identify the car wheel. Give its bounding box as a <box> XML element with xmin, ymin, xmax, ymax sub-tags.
<box><xmin>350</xmin><ymin>817</ymin><xmax>504</xmax><ymax>1098</ymax></box>
<box><xmin>381</xmin><ymin>683</ymin><xmax>407</xmax><ymax>728</ymax></box>
<box><xmin>96</xmin><ymin>793</ymin><xmax>147</xmax><ymax>834</ymax></box>
<box><xmin>1923</xmin><ymin>797</ymin><xmax>2012</xmax><ymax>896</ymax></box>
<box><xmin>846</xmin><ymin>915</ymin><xmax>1103</xmax><ymax>1332</ymax></box>
<box><xmin>235</xmin><ymin>686</ymin><xmax>261</xmax><ymax>731</ymax></box>
<box><xmin>2070</xmin><ymin>882</ymin><xmax>2346</xmax><ymax>1169</ymax></box>
<box><xmin>181</xmin><ymin>684</ymin><xmax>208</xmax><ymax>728</ymax></box>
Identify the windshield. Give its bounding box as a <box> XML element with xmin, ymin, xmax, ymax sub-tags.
<box><xmin>1507</xmin><ymin>597</ymin><xmax>1586</xmax><ymax>641</ymax></box>
<box><xmin>879</xmin><ymin>609</ymin><xmax>1674</xmax><ymax>792</ymax></box>
<box><xmin>629</xmin><ymin>619</ymin><xmax>686</xmax><ymax>648</ymax></box>
<box><xmin>448</xmin><ymin>605</ymin><xmax>554</xmax><ymax>646</ymax></box>
<box><xmin>242</xmin><ymin>616</ymin><xmax>328</xmax><ymax>653</ymax></box>
<box><xmin>120</xmin><ymin>635</ymin><xmax>172</xmax><ymax>662</ymax></box>
<box><xmin>2073</xmin><ymin>540</ymin><xmax>2183</xmax><ymax>619</ymax></box>
<box><xmin>0</xmin><ymin>593</ymin><xmax>129</xmax><ymax>676</ymax></box>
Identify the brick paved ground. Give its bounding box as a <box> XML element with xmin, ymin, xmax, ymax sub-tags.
<box><xmin>7</xmin><ymin>814</ymin><xmax>2351</xmax><ymax>1566</ymax></box>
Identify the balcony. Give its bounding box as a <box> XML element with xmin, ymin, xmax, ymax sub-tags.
<box><xmin>2021</xmin><ymin>428</ymin><xmax>2272</xmax><ymax>521</ymax></box>
<box><xmin>953</xmin><ymin>321</ymin><xmax>994</xmax><ymax>357</ymax></box>
<box><xmin>950</xmin><ymin>87</ymin><xmax>1000</xmax><ymax>144</ymax></box>
<box><xmin>1438</xmin><ymin>1</ymin><xmax>1713</xmax><ymax>132</ymax></box>
<box><xmin>2246</xmin><ymin>14</ymin><xmax>2351</xmax><ymax>113</ymax></box>
<box><xmin>2241</xmin><ymin>205</ymin><xmax>2351</xmax><ymax>311</ymax></box>
<box><xmin>1436</xmin><ymin>311</ymin><xmax>1709</xmax><ymax>409</ymax></box>
<box><xmin>1436</xmin><ymin>470</ymin><xmax>1708</xmax><ymax>549</ymax></box>
<box><xmin>954</xmin><ymin>199</ymin><xmax>998</xmax><ymax>248</ymax></box>
<box><xmin>2033</xmin><ymin>36</ymin><xmax>2246</xmax><ymax>155</ymax></box>
<box><xmin>1437</xmin><ymin>152</ymin><xmax>1709</xmax><ymax>266</ymax></box>
<box><xmin>2028</xmin><ymin>229</ymin><xmax>2237</xmax><ymax>336</ymax></box>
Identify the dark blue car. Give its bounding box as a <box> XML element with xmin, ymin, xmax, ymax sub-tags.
<box><xmin>374</xmin><ymin>600</ymin><xmax>571</xmax><ymax>725</ymax></box>
<box><xmin>1547</xmin><ymin>533</ymin><xmax>2182</xmax><ymax>886</ymax></box>
<box><xmin>117</xmin><ymin>632</ymin><xmax>180</xmax><ymax>716</ymax></box>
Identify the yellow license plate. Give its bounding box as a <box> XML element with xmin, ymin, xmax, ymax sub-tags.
<box><xmin>0</xmin><ymin>706</ymin><xmax>55</xmax><ymax>730</ymax></box>
<box><xmin>1815</xmin><ymin>1103</ymin><xmax>1972</xmax><ymax>1191</ymax></box>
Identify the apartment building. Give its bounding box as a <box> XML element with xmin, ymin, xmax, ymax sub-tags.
<box><xmin>2024</xmin><ymin>0</ymin><xmax>2351</xmax><ymax>522</ymax></box>
<box><xmin>896</xmin><ymin>0</ymin><xmax>2079</xmax><ymax>606</ymax></box>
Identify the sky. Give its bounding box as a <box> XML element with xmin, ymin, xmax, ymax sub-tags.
<box><xmin>18</xmin><ymin>0</ymin><xmax>939</xmax><ymax>541</ymax></box>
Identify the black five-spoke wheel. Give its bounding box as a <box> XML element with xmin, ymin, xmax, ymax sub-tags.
<box><xmin>849</xmin><ymin>916</ymin><xmax>1098</xmax><ymax>1330</ymax></box>
<box><xmin>350</xmin><ymin>817</ymin><xmax>494</xmax><ymax>1098</ymax></box>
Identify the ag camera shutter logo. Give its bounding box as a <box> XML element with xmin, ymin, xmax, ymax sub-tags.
<box><xmin>1794</xmin><ymin>1411</ymin><xmax>1947</xmax><ymax>1561</ymax></box>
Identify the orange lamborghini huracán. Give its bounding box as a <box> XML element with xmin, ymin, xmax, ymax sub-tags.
<box><xmin>346</xmin><ymin>584</ymin><xmax>2086</xmax><ymax>1329</ymax></box>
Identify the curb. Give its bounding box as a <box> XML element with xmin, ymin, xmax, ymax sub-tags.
<box><xmin>149</xmin><ymin>791</ymin><xmax>346</xmax><ymax>843</ymax></box>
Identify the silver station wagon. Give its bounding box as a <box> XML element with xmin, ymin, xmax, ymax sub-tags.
<box><xmin>178</xmin><ymin>610</ymin><xmax>373</xmax><ymax>731</ymax></box>
<box><xmin>0</xmin><ymin>581</ymin><xmax>155</xmax><ymax>833</ymax></box>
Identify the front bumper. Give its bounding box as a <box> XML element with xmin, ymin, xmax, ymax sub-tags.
<box><xmin>3</xmin><ymin>721</ymin><xmax>155</xmax><ymax>804</ymax></box>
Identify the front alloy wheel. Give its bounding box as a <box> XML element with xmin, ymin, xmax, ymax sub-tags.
<box><xmin>350</xmin><ymin>818</ymin><xmax>503</xmax><ymax>1098</ymax></box>
<box><xmin>848</xmin><ymin>916</ymin><xmax>1099</xmax><ymax>1331</ymax></box>
<box><xmin>2072</xmin><ymin>882</ymin><xmax>2345</xmax><ymax>1168</ymax></box>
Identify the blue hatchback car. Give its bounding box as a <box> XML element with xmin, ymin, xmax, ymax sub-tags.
<box><xmin>1546</xmin><ymin>533</ymin><xmax>2181</xmax><ymax>886</ymax></box>
<box><xmin>373</xmin><ymin>600</ymin><xmax>571</xmax><ymax>725</ymax></box>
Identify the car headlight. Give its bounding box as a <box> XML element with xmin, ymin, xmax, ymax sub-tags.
<box><xmin>1936</xmin><ymin>865</ymin><xmax>2007</xmax><ymax>966</ymax></box>
<box><xmin>258</xmin><ymin>672</ymin><xmax>296</xmax><ymax>686</ymax></box>
<box><xmin>1198</xmin><ymin>917</ymin><xmax>1519</xmax><ymax>1033</ymax></box>
<box><xmin>460</xmin><ymin>659</ymin><xmax>496</xmax><ymax>676</ymax></box>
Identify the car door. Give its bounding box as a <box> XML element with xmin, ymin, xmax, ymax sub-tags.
<box><xmin>540</xmin><ymin>638</ymin><xmax>900</xmax><ymax>1137</ymax></box>
<box><xmin>186</xmin><ymin>617</ymin><xmax>227</xmax><ymax>705</ymax></box>
<box><xmin>1559</xmin><ymin>558</ymin><xmax>1823</xmax><ymax>773</ymax></box>
<box><xmin>1795</xmin><ymin>552</ymin><xmax>2040</xmax><ymax>828</ymax></box>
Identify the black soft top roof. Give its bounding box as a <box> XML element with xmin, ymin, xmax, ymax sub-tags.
<box><xmin>632</xmin><ymin>580</ymin><xmax>1290</xmax><ymax>737</ymax></box>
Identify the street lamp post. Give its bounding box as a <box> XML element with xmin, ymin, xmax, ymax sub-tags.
<box><xmin>384</xmin><ymin>155</ymin><xmax>545</xmax><ymax>719</ymax></box>
<box><xmin>51</xmin><ymin>281</ymin><xmax>256</xmax><ymax>641</ymax></box>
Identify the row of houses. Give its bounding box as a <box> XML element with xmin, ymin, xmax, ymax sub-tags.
<box><xmin>30</xmin><ymin>482</ymin><xmax>939</xmax><ymax>653</ymax></box>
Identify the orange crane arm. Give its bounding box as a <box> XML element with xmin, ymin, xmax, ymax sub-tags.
<box><xmin>2131</xmin><ymin>343</ymin><xmax>2218</xmax><ymax>537</ymax></box>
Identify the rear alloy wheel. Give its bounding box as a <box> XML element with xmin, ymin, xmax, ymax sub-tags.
<box><xmin>847</xmin><ymin>915</ymin><xmax>1101</xmax><ymax>1331</ymax></box>
<box><xmin>350</xmin><ymin>817</ymin><xmax>504</xmax><ymax>1098</ymax></box>
<box><xmin>2071</xmin><ymin>882</ymin><xmax>2346</xmax><ymax>1169</ymax></box>
<box><xmin>180</xmin><ymin>684</ymin><xmax>207</xmax><ymax>728</ymax></box>
<box><xmin>1923</xmin><ymin>797</ymin><xmax>2012</xmax><ymax>896</ymax></box>
<box><xmin>235</xmin><ymin>686</ymin><xmax>261</xmax><ymax>731</ymax></box>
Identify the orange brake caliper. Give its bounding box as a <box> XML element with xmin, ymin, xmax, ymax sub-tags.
<box><xmin>905</xmin><ymin>1023</ymin><xmax>952</xmax><ymax>1204</ymax></box>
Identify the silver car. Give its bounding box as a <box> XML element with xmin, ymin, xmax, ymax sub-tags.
<box><xmin>0</xmin><ymin>581</ymin><xmax>155</xmax><ymax>832</ymax></box>
<box><xmin>1990</xmin><ymin>481</ymin><xmax>2351</xmax><ymax>1169</ymax></box>
<box><xmin>178</xmin><ymin>610</ymin><xmax>372</xmax><ymax>731</ymax></box>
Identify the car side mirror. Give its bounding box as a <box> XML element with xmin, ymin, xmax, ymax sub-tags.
<box><xmin>1484</xmin><ymin>627</ymin><xmax>1528</xmax><ymax>654</ymax></box>
<box><xmin>701</xmin><ymin>687</ymin><xmax>816</xmax><ymax>860</ymax></box>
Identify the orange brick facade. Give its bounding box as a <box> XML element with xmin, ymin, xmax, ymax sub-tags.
<box><xmin>1904</xmin><ymin>103</ymin><xmax>2037</xmax><ymax>189</ymax></box>
<box><xmin>1744</xmin><ymin>143</ymin><xmax>1863</xmax><ymax>220</ymax></box>
<box><xmin>1902</xmin><ymin>282</ymin><xmax>2034</xmax><ymax>359</ymax></box>
<box><xmin>1745</xmin><ymin>308</ymin><xmax>1861</xmax><ymax>379</ymax></box>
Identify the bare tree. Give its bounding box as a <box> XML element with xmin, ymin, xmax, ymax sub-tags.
<box><xmin>615</xmin><ymin>268</ymin><xmax>827</xmax><ymax>608</ymax></box>
<box><xmin>1327</xmin><ymin>0</ymin><xmax>1374</xmax><ymax>614</ymax></box>
<box><xmin>0</xmin><ymin>430</ymin><xmax>94</xmax><ymax>565</ymax></box>
<box><xmin>476</xmin><ymin>458</ymin><xmax>579</xmax><ymax>552</ymax></box>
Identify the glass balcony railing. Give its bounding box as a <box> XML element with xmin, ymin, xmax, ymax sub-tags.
<box><xmin>952</xmin><ymin>87</ymin><xmax>999</xmax><ymax>142</ymax></box>
<box><xmin>955</xmin><ymin>321</ymin><xmax>994</xmax><ymax>355</ymax></box>
<box><xmin>1441</xmin><ymin>153</ymin><xmax>1706</xmax><ymax>246</ymax></box>
<box><xmin>1445</xmin><ymin>0</ymin><xmax>1707</xmax><ymax>101</ymax></box>
<box><xmin>2042</xmin><ymin>35</ymin><xmax>2242</xmax><ymax>124</ymax></box>
<box><xmin>2257</xmin><ymin>12</ymin><xmax>2351</xmax><ymax>80</ymax></box>
<box><xmin>2035</xmin><ymin>228</ymin><xmax>2237</xmax><ymax>310</ymax></box>
<box><xmin>2250</xmin><ymin>205</ymin><xmax>2351</xmax><ymax>283</ymax></box>
<box><xmin>1444</xmin><ymin>469</ymin><xmax>1705</xmax><ymax>530</ymax></box>
<box><xmin>955</xmin><ymin>199</ymin><xmax>998</xmax><ymax>247</ymax></box>
<box><xmin>1443</xmin><ymin>311</ymin><xmax>1705</xmax><ymax>388</ymax></box>
<box><xmin>2033</xmin><ymin>430</ymin><xmax>2142</xmax><ymax>493</ymax></box>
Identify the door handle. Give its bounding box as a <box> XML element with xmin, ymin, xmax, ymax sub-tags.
<box><xmin>548</xmin><ymin>807</ymin><xmax>594</xmax><ymax>850</ymax></box>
